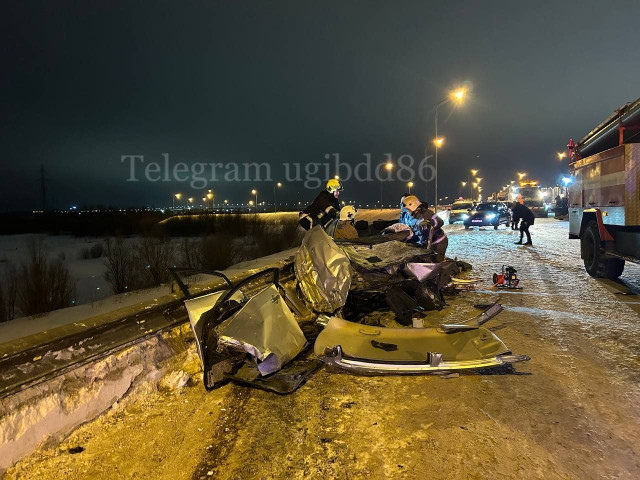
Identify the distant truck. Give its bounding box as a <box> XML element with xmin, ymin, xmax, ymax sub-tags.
<box><xmin>517</xmin><ymin>181</ymin><xmax>547</xmax><ymax>217</ymax></box>
<box><xmin>568</xmin><ymin>97</ymin><xmax>640</xmax><ymax>279</ymax></box>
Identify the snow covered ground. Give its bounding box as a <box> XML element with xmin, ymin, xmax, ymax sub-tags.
<box><xmin>0</xmin><ymin>234</ymin><xmax>114</xmax><ymax>306</ymax></box>
<box><xmin>0</xmin><ymin>210</ymin><xmax>400</xmax><ymax>310</ymax></box>
<box><xmin>6</xmin><ymin>218</ymin><xmax>640</xmax><ymax>479</ymax></box>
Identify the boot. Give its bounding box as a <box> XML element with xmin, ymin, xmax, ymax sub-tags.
<box><xmin>524</xmin><ymin>241</ymin><xmax>532</xmax><ymax>246</ymax></box>
<box><xmin>514</xmin><ymin>240</ymin><xmax>523</xmax><ymax>245</ymax></box>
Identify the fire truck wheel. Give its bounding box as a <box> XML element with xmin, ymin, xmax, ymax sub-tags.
<box><xmin>582</xmin><ymin>221</ymin><xmax>625</xmax><ymax>279</ymax></box>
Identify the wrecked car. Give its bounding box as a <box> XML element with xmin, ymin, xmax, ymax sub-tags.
<box><xmin>171</xmin><ymin>224</ymin><xmax>529</xmax><ymax>394</ymax></box>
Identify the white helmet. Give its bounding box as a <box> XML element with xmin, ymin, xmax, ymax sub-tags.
<box><xmin>401</xmin><ymin>195</ymin><xmax>421</xmax><ymax>212</ymax></box>
<box><xmin>339</xmin><ymin>205</ymin><xmax>357</xmax><ymax>221</ymax></box>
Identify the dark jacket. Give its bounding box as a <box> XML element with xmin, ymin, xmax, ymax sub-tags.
<box><xmin>298</xmin><ymin>190</ymin><xmax>340</xmax><ymax>230</ymax></box>
<box><xmin>400</xmin><ymin>203</ymin><xmax>446</xmax><ymax>246</ymax></box>
<box><xmin>511</xmin><ymin>203</ymin><xmax>535</xmax><ymax>225</ymax></box>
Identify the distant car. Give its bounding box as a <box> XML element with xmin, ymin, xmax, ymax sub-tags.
<box><xmin>464</xmin><ymin>202</ymin><xmax>511</xmax><ymax>230</ymax></box>
<box><xmin>448</xmin><ymin>200</ymin><xmax>475</xmax><ymax>224</ymax></box>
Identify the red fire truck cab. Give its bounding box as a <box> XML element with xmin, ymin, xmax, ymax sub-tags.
<box><xmin>568</xmin><ymin>98</ymin><xmax>640</xmax><ymax>279</ymax></box>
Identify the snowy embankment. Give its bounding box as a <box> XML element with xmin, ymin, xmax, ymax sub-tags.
<box><xmin>0</xmin><ymin>248</ymin><xmax>296</xmax><ymax>474</ymax></box>
<box><xmin>0</xmin><ymin>325</ymin><xmax>195</xmax><ymax>474</ymax></box>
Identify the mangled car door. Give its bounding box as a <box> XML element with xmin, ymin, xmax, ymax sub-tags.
<box><xmin>294</xmin><ymin>226</ymin><xmax>351</xmax><ymax>313</ymax></box>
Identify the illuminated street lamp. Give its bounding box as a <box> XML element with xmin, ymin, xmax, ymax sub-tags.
<box><xmin>460</xmin><ymin>181</ymin><xmax>467</xmax><ymax>197</ymax></box>
<box><xmin>380</xmin><ymin>162</ymin><xmax>393</xmax><ymax>207</ymax></box>
<box><xmin>206</xmin><ymin>190</ymin><xmax>214</xmax><ymax>211</ymax></box>
<box><xmin>558</xmin><ymin>152</ymin><xmax>567</xmax><ymax>160</ymax></box>
<box><xmin>518</xmin><ymin>172</ymin><xmax>527</xmax><ymax>181</ymax></box>
<box><xmin>407</xmin><ymin>181</ymin><xmax>414</xmax><ymax>194</ymax></box>
<box><xmin>468</xmin><ymin>169</ymin><xmax>479</xmax><ymax>199</ymax></box>
<box><xmin>172</xmin><ymin>193</ymin><xmax>182</xmax><ymax>211</ymax></box>
<box><xmin>251</xmin><ymin>189</ymin><xmax>258</xmax><ymax>213</ymax></box>
<box><xmin>432</xmin><ymin>85</ymin><xmax>468</xmax><ymax>213</ymax></box>
<box><xmin>188</xmin><ymin>197</ymin><xmax>194</xmax><ymax>209</ymax></box>
<box><xmin>432</xmin><ymin>137</ymin><xmax>444</xmax><ymax>210</ymax></box>
<box><xmin>273</xmin><ymin>182</ymin><xmax>282</xmax><ymax>212</ymax></box>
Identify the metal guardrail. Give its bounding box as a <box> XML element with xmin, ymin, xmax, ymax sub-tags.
<box><xmin>0</xmin><ymin>267</ymin><xmax>294</xmax><ymax>399</ymax></box>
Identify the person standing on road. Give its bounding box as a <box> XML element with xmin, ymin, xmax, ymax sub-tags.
<box><xmin>511</xmin><ymin>201</ymin><xmax>535</xmax><ymax>245</ymax></box>
<box><xmin>296</xmin><ymin>179</ymin><xmax>343</xmax><ymax>240</ymax></box>
<box><xmin>399</xmin><ymin>195</ymin><xmax>448</xmax><ymax>261</ymax></box>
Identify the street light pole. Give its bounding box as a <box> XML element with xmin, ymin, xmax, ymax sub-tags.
<box><xmin>435</xmin><ymin>102</ymin><xmax>442</xmax><ymax>212</ymax></box>
<box><xmin>381</xmin><ymin>162</ymin><xmax>393</xmax><ymax>207</ymax></box>
<box><xmin>432</xmin><ymin>87</ymin><xmax>466</xmax><ymax>213</ymax></box>
<box><xmin>274</xmin><ymin>182</ymin><xmax>282</xmax><ymax>212</ymax></box>
<box><xmin>252</xmin><ymin>189</ymin><xmax>258</xmax><ymax>213</ymax></box>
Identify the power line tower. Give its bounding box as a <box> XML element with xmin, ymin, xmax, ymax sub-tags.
<box><xmin>39</xmin><ymin>164</ymin><xmax>48</xmax><ymax>211</ymax></box>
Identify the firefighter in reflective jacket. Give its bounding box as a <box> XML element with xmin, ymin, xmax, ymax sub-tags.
<box><xmin>297</xmin><ymin>179</ymin><xmax>343</xmax><ymax>239</ymax></box>
<box><xmin>399</xmin><ymin>195</ymin><xmax>448</xmax><ymax>262</ymax></box>
<box><xmin>334</xmin><ymin>205</ymin><xmax>358</xmax><ymax>239</ymax></box>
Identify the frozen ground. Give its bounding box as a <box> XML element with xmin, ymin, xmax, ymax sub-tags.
<box><xmin>0</xmin><ymin>235</ymin><xmax>111</xmax><ymax>306</ymax></box>
<box><xmin>0</xmin><ymin>210</ymin><xmax>400</xmax><ymax>312</ymax></box>
<box><xmin>5</xmin><ymin>218</ymin><xmax>640</xmax><ymax>479</ymax></box>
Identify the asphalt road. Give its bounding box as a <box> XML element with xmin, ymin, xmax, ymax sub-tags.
<box><xmin>5</xmin><ymin>218</ymin><xmax>640</xmax><ymax>480</ymax></box>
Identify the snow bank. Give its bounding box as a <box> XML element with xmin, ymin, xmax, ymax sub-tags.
<box><xmin>0</xmin><ymin>324</ymin><xmax>192</xmax><ymax>474</ymax></box>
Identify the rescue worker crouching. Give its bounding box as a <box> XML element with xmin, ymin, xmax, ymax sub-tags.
<box><xmin>296</xmin><ymin>179</ymin><xmax>343</xmax><ymax>241</ymax></box>
<box><xmin>511</xmin><ymin>201</ymin><xmax>535</xmax><ymax>246</ymax></box>
<box><xmin>333</xmin><ymin>205</ymin><xmax>358</xmax><ymax>239</ymax></box>
<box><xmin>399</xmin><ymin>195</ymin><xmax>448</xmax><ymax>262</ymax></box>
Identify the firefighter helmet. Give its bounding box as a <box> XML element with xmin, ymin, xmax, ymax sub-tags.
<box><xmin>326</xmin><ymin>178</ymin><xmax>344</xmax><ymax>193</ymax></box>
<box><xmin>401</xmin><ymin>195</ymin><xmax>420</xmax><ymax>212</ymax></box>
<box><xmin>339</xmin><ymin>205</ymin><xmax>357</xmax><ymax>221</ymax></box>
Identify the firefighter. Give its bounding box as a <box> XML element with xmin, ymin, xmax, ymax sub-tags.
<box><xmin>296</xmin><ymin>179</ymin><xmax>343</xmax><ymax>240</ymax></box>
<box><xmin>399</xmin><ymin>195</ymin><xmax>448</xmax><ymax>262</ymax></box>
<box><xmin>511</xmin><ymin>201</ymin><xmax>534</xmax><ymax>245</ymax></box>
<box><xmin>334</xmin><ymin>205</ymin><xmax>358</xmax><ymax>239</ymax></box>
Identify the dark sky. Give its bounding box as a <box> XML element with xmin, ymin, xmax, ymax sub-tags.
<box><xmin>2</xmin><ymin>0</ymin><xmax>639</xmax><ymax>211</ymax></box>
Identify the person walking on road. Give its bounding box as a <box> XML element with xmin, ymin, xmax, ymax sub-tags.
<box><xmin>511</xmin><ymin>201</ymin><xmax>535</xmax><ymax>245</ymax></box>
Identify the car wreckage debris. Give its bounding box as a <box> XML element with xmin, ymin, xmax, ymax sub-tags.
<box><xmin>294</xmin><ymin>226</ymin><xmax>351</xmax><ymax>313</ymax></box>
<box><xmin>215</xmin><ymin>284</ymin><xmax>307</xmax><ymax>376</ymax></box>
<box><xmin>174</xmin><ymin>221</ymin><xmax>529</xmax><ymax>394</ymax></box>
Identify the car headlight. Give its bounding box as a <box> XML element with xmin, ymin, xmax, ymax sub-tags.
<box><xmin>486</xmin><ymin>213</ymin><xmax>496</xmax><ymax>220</ymax></box>
<box><xmin>461</xmin><ymin>214</ymin><xmax>469</xmax><ymax>220</ymax></box>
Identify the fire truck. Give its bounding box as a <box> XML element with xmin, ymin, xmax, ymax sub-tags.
<box><xmin>568</xmin><ymin>97</ymin><xmax>640</xmax><ymax>279</ymax></box>
<box><xmin>517</xmin><ymin>181</ymin><xmax>547</xmax><ymax>217</ymax></box>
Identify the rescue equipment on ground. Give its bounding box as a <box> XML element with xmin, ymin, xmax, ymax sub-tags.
<box><xmin>492</xmin><ymin>265</ymin><xmax>521</xmax><ymax>289</ymax></box>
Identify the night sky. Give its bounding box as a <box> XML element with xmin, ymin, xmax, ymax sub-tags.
<box><xmin>2</xmin><ymin>0</ymin><xmax>639</xmax><ymax>211</ymax></box>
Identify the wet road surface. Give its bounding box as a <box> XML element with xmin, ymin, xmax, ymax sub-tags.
<box><xmin>5</xmin><ymin>219</ymin><xmax>640</xmax><ymax>479</ymax></box>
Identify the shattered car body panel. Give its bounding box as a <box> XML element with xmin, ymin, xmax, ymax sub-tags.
<box><xmin>184</xmin><ymin>289</ymin><xmax>245</xmax><ymax>368</ymax></box>
<box><xmin>341</xmin><ymin>240</ymin><xmax>432</xmax><ymax>271</ymax></box>
<box><xmin>216</xmin><ymin>284</ymin><xmax>308</xmax><ymax>376</ymax></box>
<box><xmin>294</xmin><ymin>226</ymin><xmax>351</xmax><ymax>312</ymax></box>
<box><xmin>314</xmin><ymin>316</ymin><xmax>527</xmax><ymax>374</ymax></box>
<box><xmin>321</xmin><ymin>345</ymin><xmax>528</xmax><ymax>374</ymax></box>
